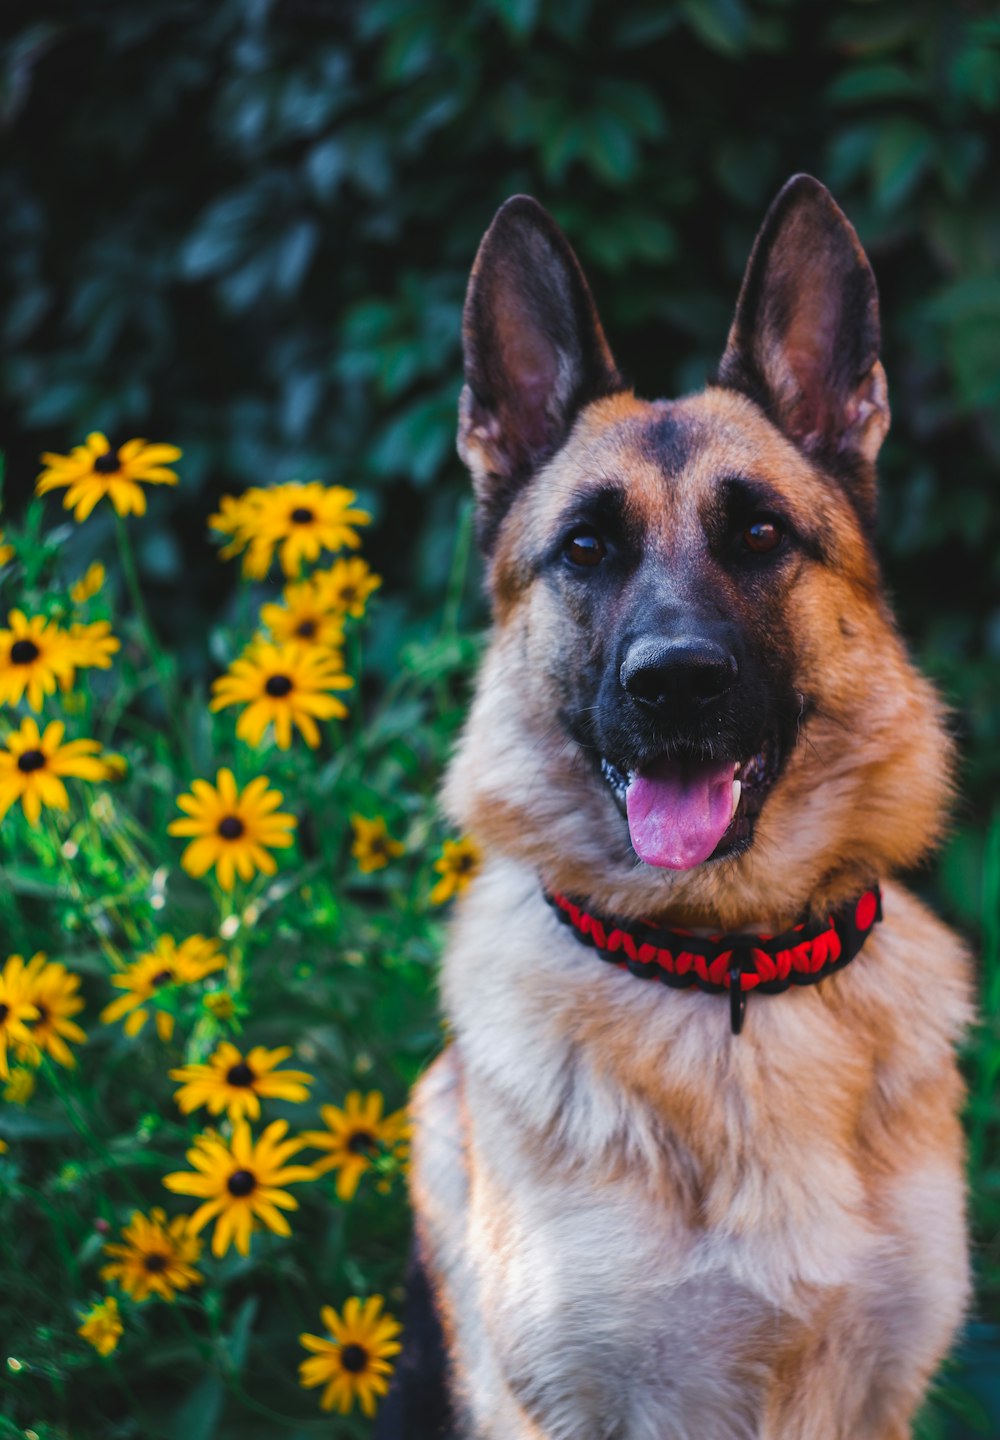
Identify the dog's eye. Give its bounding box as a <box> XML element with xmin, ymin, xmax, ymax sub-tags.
<box><xmin>741</xmin><ymin>517</ymin><xmax>784</xmax><ymax>555</ymax></box>
<box><xmin>564</xmin><ymin>529</ymin><xmax>606</xmax><ymax>567</ymax></box>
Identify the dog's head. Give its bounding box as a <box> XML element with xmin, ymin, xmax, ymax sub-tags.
<box><xmin>447</xmin><ymin>177</ymin><xmax>953</xmax><ymax>926</ymax></box>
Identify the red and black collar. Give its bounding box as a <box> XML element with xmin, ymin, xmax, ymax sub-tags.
<box><xmin>545</xmin><ymin>887</ymin><xmax>882</xmax><ymax>1035</ymax></box>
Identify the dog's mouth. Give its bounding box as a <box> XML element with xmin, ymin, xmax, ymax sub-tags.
<box><xmin>600</xmin><ymin>743</ymin><xmax>781</xmax><ymax>870</ymax></box>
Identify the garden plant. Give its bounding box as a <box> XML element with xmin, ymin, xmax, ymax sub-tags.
<box><xmin>0</xmin><ymin>437</ymin><xmax>481</xmax><ymax>1438</ymax></box>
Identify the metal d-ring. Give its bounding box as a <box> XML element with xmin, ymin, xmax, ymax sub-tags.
<box><xmin>729</xmin><ymin>965</ymin><xmax>748</xmax><ymax>1035</ymax></box>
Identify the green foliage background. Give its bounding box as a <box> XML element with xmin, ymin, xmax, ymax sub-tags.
<box><xmin>1</xmin><ymin>0</ymin><xmax>999</xmax><ymax>1436</ymax></box>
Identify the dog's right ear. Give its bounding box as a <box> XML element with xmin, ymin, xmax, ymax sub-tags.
<box><xmin>458</xmin><ymin>196</ymin><xmax>622</xmax><ymax>549</ymax></box>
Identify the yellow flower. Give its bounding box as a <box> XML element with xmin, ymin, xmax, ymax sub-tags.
<box><xmin>168</xmin><ymin>769</ymin><xmax>297</xmax><ymax>891</ymax></box>
<box><xmin>0</xmin><ymin>957</ymin><xmax>39</xmax><ymax>1080</ymax></box>
<box><xmin>0</xmin><ymin>611</ymin><xmax>75</xmax><ymax>710</ymax></box>
<box><xmin>14</xmin><ymin>952</ymin><xmax>86</xmax><ymax>1068</ymax></box>
<box><xmin>163</xmin><ymin>1118</ymin><xmax>317</xmax><ymax>1257</ymax></box>
<box><xmin>259</xmin><ymin>578</ymin><xmax>347</xmax><ymax>652</ymax></box>
<box><xmin>3</xmin><ymin>1065</ymin><xmax>36</xmax><ymax>1104</ymax></box>
<box><xmin>100</xmin><ymin>935</ymin><xmax>225</xmax><ymax>1041</ymax></box>
<box><xmin>209</xmin><ymin>482</ymin><xmax>370</xmax><ymax>579</ymax></box>
<box><xmin>203</xmin><ymin>990</ymin><xmax>237</xmax><ymax>1022</ymax></box>
<box><xmin>350</xmin><ymin>815</ymin><xmax>405</xmax><ymax>874</ymax></box>
<box><xmin>78</xmin><ymin>1296</ymin><xmax>123</xmax><ymax>1356</ymax></box>
<box><xmin>0</xmin><ymin>530</ymin><xmax>13</xmax><ymax>567</ymax></box>
<box><xmin>299</xmin><ymin>1295</ymin><xmax>402</xmax><ymax>1416</ymax></box>
<box><xmin>37</xmin><ymin>433</ymin><xmax>181</xmax><ymax>522</ymax></box>
<box><xmin>63</xmin><ymin>620</ymin><xmax>120</xmax><ymax>672</ymax></box>
<box><xmin>314</xmin><ymin>557</ymin><xmax>382</xmax><ymax>619</ymax></box>
<box><xmin>0</xmin><ymin>717</ymin><xmax>107</xmax><ymax>826</ymax></box>
<box><xmin>0</xmin><ymin>1139</ymin><xmax>7</xmax><ymax>1155</ymax></box>
<box><xmin>170</xmin><ymin>1041</ymin><xmax>313</xmax><ymax>1123</ymax></box>
<box><xmin>70</xmin><ymin>562</ymin><xmax>106</xmax><ymax>604</ymax></box>
<box><xmin>100</xmin><ymin>1208</ymin><xmax>203</xmax><ymax>1303</ymax></box>
<box><xmin>209</xmin><ymin>642</ymin><xmax>352</xmax><ymax>750</ymax></box>
<box><xmin>429</xmin><ymin>836</ymin><xmax>482</xmax><ymax>904</ymax></box>
<box><xmin>102</xmin><ymin>752</ymin><xmax>129</xmax><ymax>781</ymax></box>
<box><xmin>300</xmin><ymin>1091</ymin><xmax>409</xmax><ymax>1202</ymax></box>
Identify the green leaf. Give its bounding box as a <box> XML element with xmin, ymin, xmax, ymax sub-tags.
<box><xmin>827</xmin><ymin>63</ymin><xmax>925</xmax><ymax>105</ymax></box>
<box><xmin>168</xmin><ymin>1372</ymin><xmax>226</xmax><ymax>1440</ymax></box>
<box><xmin>678</xmin><ymin>0</ymin><xmax>751</xmax><ymax>55</ymax></box>
<box><xmin>870</xmin><ymin>117</ymin><xmax>933</xmax><ymax>210</ymax></box>
<box><xmin>489</xmin><ymin>0</ymin><xmax>540</xmax><ymax>39</ymax></box>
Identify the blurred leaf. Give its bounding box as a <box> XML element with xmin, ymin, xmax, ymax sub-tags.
<box><xmin>827</xmin><ymin>63</ymin><xmax>925</xmax><ymax>104</ymax></box>
<box><xmin>169</xmin><ymin>1373</ymin><xmax>226</xmax><ymax>1440</ymax></box>
<box><xmin>870</xmin><ymin>116</ymin><xmax>933</xmax><ymax>210</ymax></box>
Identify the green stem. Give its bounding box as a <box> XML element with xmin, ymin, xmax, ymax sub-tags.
<box><xmin>441</xmin><ymin>497</ymin><xmax>474</xmax><ymax>638</ymax></box>
<box><xmin>114</xmin><ymin>514</ymin><xmax>189</xmax><ymax>760</ymax></box>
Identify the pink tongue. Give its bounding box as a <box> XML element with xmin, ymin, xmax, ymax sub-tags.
<box><xmin>626</xmin><ymin>757</ymin><xmax>736</xmax><ymax>870</ymax></box>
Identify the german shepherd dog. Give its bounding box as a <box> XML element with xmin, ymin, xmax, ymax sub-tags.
<box><xmin>402</xmin><ymin>176</ymin><xmax>972</xmax><ymax>1440</ymax></box>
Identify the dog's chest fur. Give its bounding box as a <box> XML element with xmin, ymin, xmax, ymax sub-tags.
<box><xmin>411</xmin><ymin>863</ymin><xmax>970</xmax><ymax>1440</ymax></box>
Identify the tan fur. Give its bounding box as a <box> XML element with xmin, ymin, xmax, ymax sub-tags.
<box><xmin>410</xmin><ymin>208</ymin><xmax>972</xmax><ymax>1439</ymax></box>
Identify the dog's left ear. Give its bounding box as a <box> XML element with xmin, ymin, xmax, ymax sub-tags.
<box><xmin>718</xmin><ymin>175</ymin><xmax>889</xmax><ymax>520</ymax></box>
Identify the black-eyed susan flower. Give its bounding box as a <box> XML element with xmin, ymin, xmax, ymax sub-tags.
<box><xmin>100</xmin><ymin>1208</ymin><xmax>203</xmax><ymax>1303</ymax></box>
<box><xmin>202</xmin><ymin>989</ymin><xmax>242</xmax><ymax>1024</ymax></box>
<box><xmin>0</xmin><ymin>611</ymin><xmax>75</xmax><ymax>710</ymax></box>
<box><xmin>36</xmin><ymin>433</ymin><xmax>181</xmax><ymax>522</ymax></box>
<box><xmin>168</xmin><ymin>769</ymin><xmax>297</xmax><ymax>891</ymax></box>
<box><xmin>209</xmin><ymin>642</ymin><xmax>352</xmax><ymax>750</ymax></box>
<box><xmin>170</xmin><ymin>1041</ymin><xmax>313</xmax><ymax>1123</ymax></box>
<box><xmin>259</xmin><ymin>578</ymin><xmax>346</xmax><ymax>651</ymax></box>
<box><xmin>3</xmin><ymin>1065</ymin><xmax>35</xmax><ymax>1104</ymax></box>
<box><xmin>350</xmin><ymin>815</ymin><xmax>405</xmax><ymax>874</ymax></box>
<box><xmin>14</xmin><ymin>952</ymin><xmax>86</xmax><ymax>1068</ymax></box>
<box><xmin>429</xmin><ymin>836</ymin><xmax>482</xmax><ymax>904</ymax></box>
<box><xmin>100</xmin><ymin>935</ymin><xmax>225</xmax><ymax>1041</ymax></box>
<box><xmin>0</xmin><ymin>718</ymin><xmax>107</xmax><ymax>826</ymax></box>
<box><xmin>300</xmin><ymin>1091</ymin><xmax>409</xmax><ymax>1202</ymax></box>
<box><xmin>163</xmin><ymin>1118</ymin><xmax>317</xmax><ymax>1257</ymax></box>
<box><xmin>70</xmin><ymin>561</ymin><xmax>106</xmax><ymax>604</ymax></box>
<box><xmin>77</xmin><ymin>1296</ymin><xmax>123</xmax><ymax>1356</ymax></box>
<box><xmin>209</xmin><ymin>482</ymin><xmax>370</xmax><ymax>579</ymax></box>
<box><xmin>0</xmin><ymin>957</ymin><xmax>38</xmax><ymax>1080</ymax></box>
<box><xmin>315</xmin><ymin>556</ymin><xmax>382</xmax><ymax>619</ymax></box>
<box><xmin>0</xmin><ymin>530</ymin><xmax>13</xmax><ymax>567</ymax></box>
<box><xmin>299</xmin><ymin>1295</ymin><xmax>402</xmax><ymax>1416</ymax></box>
<box><xmin>63</xmin><ymin>620</ymin><xmax>120</xmax><ymax>672</ymax></box>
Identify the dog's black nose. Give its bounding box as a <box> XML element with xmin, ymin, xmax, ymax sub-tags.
<box><xmin>620</xmin><ymin>637</ymin><xmax>738</xmax><ymax>711</ymax></box>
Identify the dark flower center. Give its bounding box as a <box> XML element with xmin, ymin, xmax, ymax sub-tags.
<box><xmin>143</xmin><ymin>1252</ymin><xmax>169</xmax><ymax>1273</ymax></box>
<box><xmin>93</xmin><ymin>448</ymin><xmax>120</xmax><ymax>474</ymax></box>
<box><xmin>17</xmin><ymin>749</ymin><xmax>46</xmax><ymax>774</ymax></box>
<box><xmin>339</xmin><ymin>587</ymin><xmax>357</xmax><ymax>604</ymax></box>
<box><xmin>264</xmin><ymin>674</ymin><xmax>294</xmax><ymax>698</ymax></box>
<box><xmin>454</xmin><ymin>854</ymin><xmax>475</xmax><ymax>873</ymax></box>
<box><xmin>227</xmin><ymin>1168</ymin><xmax>256</xmax><ymax>1197</ymax></box>
<box><xmin>226</xmin><ymin>1062</ymin><xmax>255</xmax><ymax>1088</ymax></box>
<box><xmin>290</xmin><ymin>507</ymin><xmax>314</xmax><ymax>524</ymax></box>
<box><xmin>0</xmin><ymin>1003</ymin><xmax>8</xmax><ymax>1024</ymax></box>
<box><xmin>10</xmin><ymin>639</ymin><xmax>40</xmax><ymax>665</ymax></box>
<box><xmin>218</xmin><ymin>816</ymin><xmax>245</xmax><ymax>840</ymax></box>
<box><xmin>34</xmin><ymin>1001</ymin><xmax>49</xmax><ymax>1024</ymax></box>
<box><xmin>151</xmin><ymin>968</ymin><xmax>174</xmax><ymax>987</ymax></box>
<box><xmin>347</xmin><ymin>1129</ymin><xmax>377</xmax><ymax>1155</ymax></box>
<box><xmin>296</xmin><ymin>620</ymin><xmax>317</xmax><ymax>638</ymax></box>
<box><xmin>339</xmin><ymin>1343</ymin><xmax>368</xmax><ymax>1374</ymax></box>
